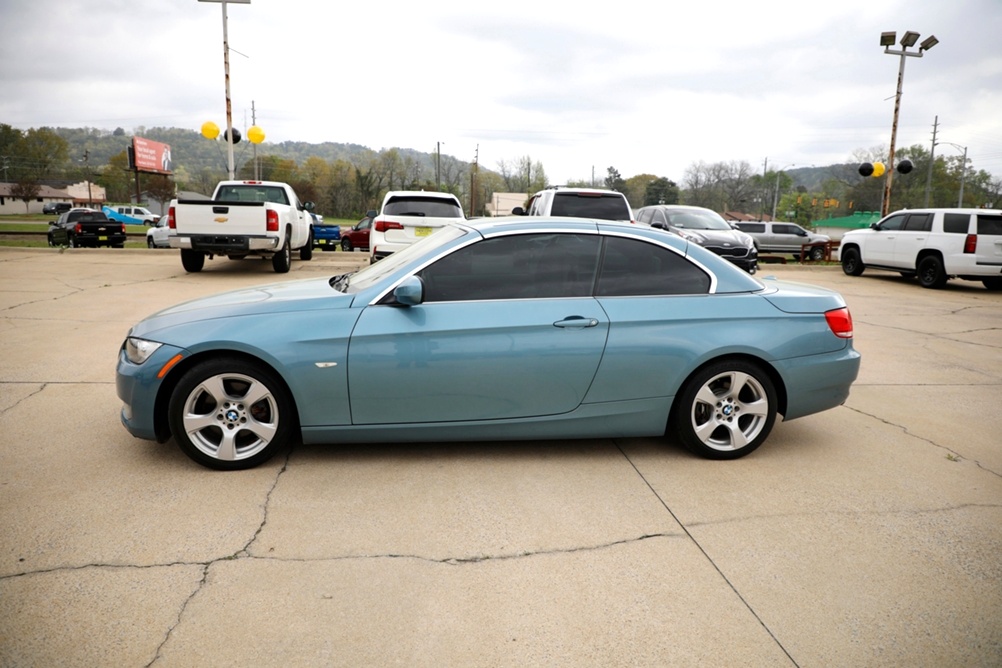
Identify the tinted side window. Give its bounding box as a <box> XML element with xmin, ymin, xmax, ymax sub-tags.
<box><xmin>774</xmin><ymin>224</ymin><xmax>804</xmax><ymax>236</ymax></box>
<box><xmin>736</xmin><ymin>223</ymin><xmax>765</xmax><ymax>233</ymax></box>
<box><xmin>419</xmin><ymin>233</ymin><xmax>600</xmax><ymax>302</ymax></box>
<box><xmin>551</xmin><ymin>193</ymin><xmax>631</xmax><ymax>221</ymax></box>
<box><xmin>903</xmin><ymin>213</ymin><xmax>933</xmax><ymax>232</ymax></box>
<box><xmin>636</xmin><ymin>208</ymin><xmax>653</xmax><ymax>224</ymax></box>
<box><xmin>976</xmin><ymin>214</ymin><xmax>1002</xmax><ymax>236</ymax></box>
<box><xmin>878</xmin><ymin>214</ymin><xmax>906</xmax><ymax>231</ymax></box>
<box><xmin>596</xmin><ymin>237</ymin><xmax>711</xmax><ymax>296</ymax></box>
<box><xmin>943</xmin><ymin>213</ymin><xmax>970</xmax><ymax>233</ymax></box>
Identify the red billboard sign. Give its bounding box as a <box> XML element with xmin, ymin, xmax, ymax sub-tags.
<box><xmin>132</xmin><ymin>137</ymin><xmax>173</xmax><ymax>175</ymax></box>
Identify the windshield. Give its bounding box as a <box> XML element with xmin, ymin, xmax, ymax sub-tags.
<box><xmin>333</xmin><ymin>224</ymin><xmax>470</xmax><ymax>293</ymax></box>
<box><xmin>664</xmin><ymin>209</ymin><xmax>732</xmax><ymax>231</ymax></box>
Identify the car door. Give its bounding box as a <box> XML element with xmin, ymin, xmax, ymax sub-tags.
<box><xmin>893</xmin><ymin>212</ymin><xmax>933</xmax><ymax>269</ymax></box>
<box><xmin>771</xmin><ymin>224</ymin><xmax>808</xmax><ymax>252</ymax></box>
<box><xmin>866</xmin><ymin>213</ymin><xmax>906</xmax><ymax>265</ymax></box>
<box><xmin>346</xmin><ymin>232</ymin><xmax>609</xmax><ymax>424</ymax></box>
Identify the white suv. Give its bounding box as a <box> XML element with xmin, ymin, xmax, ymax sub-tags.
<box><xmin>839</xmin><ymin>208</ymin><xmax>1002</xmax><ymax>290</ymax></box>
<box><xmin>368</xmin><ymin>191</ymin><xmax>465</xmax><ymax>262</ymax></box>
<box><xmin>512</xmin><ymin>187</ymin><xmax>633</xmax><ymax>223</ymax></box>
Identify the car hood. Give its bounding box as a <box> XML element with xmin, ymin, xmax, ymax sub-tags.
<box><xmin>130</xmin><ymin>277</ymin><xmax>353</xmax><ymax>337</ymax></box>
<box><xmin>676</xmin><ymin>228</ymin><xmax>752</xmax><ymax>247</ymax></box>
<box><xmin>757</xmin><ymin>277</ymin><xmax>847</xmax><ymax>313</ymax></box>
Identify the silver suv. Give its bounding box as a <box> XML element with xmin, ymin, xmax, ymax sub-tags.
<box><xmin>512</xmin><ymin>187</ymin><xmax>633</xmax><ymax>223</ymax></box>
<box><xmin>732</xmin><ymin>221</ymin><xmax>831</xmax><ymax>260</ymax></box>
<box><xmin>839</xmin><ymin>208</ymin><xmax>1002</xmax><ymax>290</ymax></box>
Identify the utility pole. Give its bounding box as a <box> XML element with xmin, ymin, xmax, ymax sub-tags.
<box><xmin>923</xmin><ymin>116</ymin><xmax>938</xmax><ymax>207</ymax></box>
<box><xmin>252</xmin><ymin>100</ymin><xmax>259</xmax><ymax>180</ymax></box>
<box><xmin>470</xmin><ymin>145</ymin><xmax>479</xmax><ymax>215</ymax></box>
<box><xmin>82</xmin><ymin>150</ymin><xmax>93</xmax><ymax>206</ymax></box>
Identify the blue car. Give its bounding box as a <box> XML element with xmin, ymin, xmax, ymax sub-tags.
<box><xmin>116</xmin><ymin>218</ymin><xmax>860</xmax><ymax>470</ymax></box>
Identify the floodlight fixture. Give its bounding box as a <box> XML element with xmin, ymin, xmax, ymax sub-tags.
<box><xmin>880</xmin><ymin>31</ymin><xmax>896</xmax><ymax>47</ymax></box>
<box><xmin>900</xmin><ymin>31</ymin><xmax>920</xmax><ymax>47</ymax></box>
<box><xmin>920</xmin><ymin>35</ymin><xmax>939</xmax><ymax>51</ymax></box>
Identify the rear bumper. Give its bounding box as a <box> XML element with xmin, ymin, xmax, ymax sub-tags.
<box><xmin>775</xmin><ymin>345</ymin><xmax>861</xmax><ymax>420</ymax></box>
<box><xmin>170</xmin><ymin>235</ymin><xmax>279</xmax><ymax>253</ymax></box>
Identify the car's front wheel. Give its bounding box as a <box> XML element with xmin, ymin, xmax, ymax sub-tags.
<box><xmin>168</xmin><ymin>358</ymin><xmax>295</xmax><ymax>470</ymax></box>
<box><xmin>299</xmin><ymin>229</ymin><xmax>313</xmax><ymax>261</ymax></box>
<box><xmin>917</xmin><ymin>255</ymin><xmax>947</xmax><ymax>289</ymax></box>
<box><xmin>672</xmin><ymin>360</ymin><xmax>777</xmax><ymax>459</ymax></box>
<box><xmin>809</xmin><ymin>245</ymin><xmax>826</xmax><ymax>262</ymax></box>
<box><xmin>273</xmin><ymin>231</ymin><xmax>292</xmax><ymax>273</ymax></box>
<box><xmin>841</xmin><ymin>247</ymin><xmax>864</xmax><ymax>276</ymax></box>
<box><xmin>147</xmin><ymin>237</ymin><xmax>155</xmax><ymax>248</ymax></box>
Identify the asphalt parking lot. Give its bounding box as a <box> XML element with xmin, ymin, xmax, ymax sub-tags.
<box><xmin>1</xmin><ymin>247</ymin><xmax>1000</xmax><ymax>666</ymax></box>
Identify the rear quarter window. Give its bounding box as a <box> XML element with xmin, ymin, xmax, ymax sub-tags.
<box><xmin>976</xmin><ymin>214</ymin><xmax>1002</xmax><ymax>235</ymax></box>
<box><xmin>943</xmin><ymin>213</ymin><xmax>972</xmax><ymax>234</ymax></box>
<box><xmin>736</xmin><ymin>223</ymin><xmax>765</xmax><ymax>233</ymax></box>
<box><xmin>596</xmin><ymin>237</ymin><xmax>710</xmax><ymax>296</ymax></box>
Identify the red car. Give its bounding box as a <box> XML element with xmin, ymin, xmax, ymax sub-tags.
<box><xmin>340</xmin><ymin>216</ymin><xmax>372</xmax><ymax>252</ymax></box>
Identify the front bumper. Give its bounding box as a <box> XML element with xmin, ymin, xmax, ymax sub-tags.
<box><xmin>116</xmin><ymin>342</ymin><xmax>188</xmax><ymax>442</ymax></box>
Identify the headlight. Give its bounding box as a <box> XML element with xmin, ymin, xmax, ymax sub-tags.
<box><xmin>124</xmin><ymin>337</ymin><xmax>163</xmax><ymax>364</ymax></box>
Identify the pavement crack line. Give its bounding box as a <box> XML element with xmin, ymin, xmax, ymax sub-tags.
<box><xmin>843</xmin><ymin>405</ymin><xmax>1002</xmax><ymax>479</ymax></box>
<box><xmin>615</xmin><ymin>441</ymin><xmax>800</xmax><ymax>668</ymax></box>
<box><xmin>146</xmin><ymin>564</ymin><xmax>210</xmax><ymax>668</ymax></box>
<box><xmin>0</xmin><ymin>382</ymin><xmax>47</xmax><ymax>415</ymax></box>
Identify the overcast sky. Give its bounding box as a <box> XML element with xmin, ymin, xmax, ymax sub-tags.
<box><xmin>2</xmin><ymin>0</ymin><xmax>1000</xmax><ymax>184</ymax></box>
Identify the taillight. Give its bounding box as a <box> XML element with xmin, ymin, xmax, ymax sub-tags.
<box><xmin>825</xmin><ymin>307</ymin><xmax>853</xmax><ymax>339</ymax></box>
<box><xmin>374</xmin><ymin>220</ymin><xmax>404</xmax><ymax>233</ymax></box>
<box><xmin>168</xmin><ymin>206</ymin><xmax>176</xmax><ymax>229</ymax></box>
<box><xmin>74</xmin><ymin>223</ymin><xmax>82</xmax><ymax>233</ymax></box>
<box><xmin>120</xmin><ymin>224</ymin><xmax>126</xmax><ymax>233</ymax></box>
<box><xmin>266</xmin><ymin>210</ymin><xmax>280</xmax><ymax>232</ymax></box>
<box><xmin>964</xmin><ymin>234</ymin><xmax>977</xmax><ymax>254</ymax></box>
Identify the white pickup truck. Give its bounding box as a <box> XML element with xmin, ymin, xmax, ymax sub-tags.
<box><xmin>168</xmin><ymin>180</ymin><xmax>315</xmax><ymax>273</ymax></box>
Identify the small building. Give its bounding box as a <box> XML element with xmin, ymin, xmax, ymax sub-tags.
<box><xmin>0</xmin><ymin>181</ymin><xmax>106</xmax><ymax>215</ymax></box>
<box><xmin>485</xmin><ymin>193</ymin><xmax>528</xmax><ymax>217</ymax></box>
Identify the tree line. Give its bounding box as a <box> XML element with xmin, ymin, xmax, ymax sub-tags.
<box><xmin>2</xmin><ymin>123</ymin><xmax>998</xmax><ymax>224</ymax></box>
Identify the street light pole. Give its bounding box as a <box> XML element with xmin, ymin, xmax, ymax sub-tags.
<box><xmin>879</xmin><ymin>30</ymin><xmax>937</xmax><ymax>216</ymax></box>
<box><xmin>199</xmin><ymin>0</ymin><xmax>251</xmax><ymax>180</ymax></box>
<box><xmin>771</xmin><ymin>163</ymin><xmax>795</xmax><ymax>220</ymax></box>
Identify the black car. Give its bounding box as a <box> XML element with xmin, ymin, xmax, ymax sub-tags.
<box><xmin>47</xmin><ymin>208</ymin><xmax>127</xmax><ymax>248</ymax></box>
<box><xmin>43</xmin><ymin>202</ymin><xmax>73</xmax><ymax>215</ymax></box>
<box><xmin>635</xmin><ymin>205</ymin><xmax>758</xmax><ymax>274</ymax></box>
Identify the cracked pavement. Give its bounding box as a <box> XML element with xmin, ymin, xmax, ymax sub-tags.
<box><xmin>0</xmin><ymin>248</ymin><xmax>1000</xmax><ymax>666</ymax></box>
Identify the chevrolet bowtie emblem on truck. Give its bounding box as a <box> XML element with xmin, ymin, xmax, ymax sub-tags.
<box><xmin>214</xmin><ymin>217</ymin><xmax>228</xmax><ymax>223</ymax></box>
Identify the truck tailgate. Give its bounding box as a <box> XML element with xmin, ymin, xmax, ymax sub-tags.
<box><xmin>174</xmin><ymin>200</ymin><xmax>268</xmax><ymax>237</ymax></box>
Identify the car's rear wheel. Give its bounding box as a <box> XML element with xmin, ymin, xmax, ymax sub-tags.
<box><xmin>841</xmin><ymin>247</ymin><xmax>864</xmax><ymax>276</ymax></box>
<box><xmin>917</xmin><ymin>255</ymin><xmax>947</xmax><ymax>289</ymax></box>
<box><xmin>181</xmin><ymin>249</ymin><xmax>205</xmax><ymax>272</ymax></box>
<box><xmin>809</xmin><ymin>245</ymin><xmax>826</xmax><ymax>262</ymax></box>
<box><xmin>672</xmin><ymin>360</ymin><xmax>777</xmax><ymax>459</ymax></box>
<box><xmin>341</xmin><ymin>238</ymin><xmax>353</xmax><ymax>252</ymax></box>
<box><xmin>983</xmin><ymin>277</ymin><xmax>1002</xmax><ymax>291</ymax></box>
<box><xmin>168</xmin><ymin>358</ymin><xmax>295</xmax><ymax>470</ymax></box>
<box><xmin>273</xmin><ymin>231</ymin><xmax>292</xmax><ymax>273</ymax></box>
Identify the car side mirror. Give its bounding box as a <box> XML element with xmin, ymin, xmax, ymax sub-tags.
<box><xmin>303</xmin><ymin>201</ymin><xmax>315</xmax><ymax>212</ymax></box>
<box><xmin>393</xmin><ymin>276</ymin><xmax>425</xmax><ymax>306</ymax></box>
<box><xmin>511</xmin><ymin>206</ymin><xmax>525</xmax><ymax>216</ymax></box>
<box><xmin>651</xmin><ymin>222</ymin><xmax>668</xmax><ymax>230</ymax></box>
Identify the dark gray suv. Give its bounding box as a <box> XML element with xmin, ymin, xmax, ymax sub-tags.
<box><xmin>635</xmin><ymin>205</ymin><xmax>758</xmax><ymax>274</ymax></box>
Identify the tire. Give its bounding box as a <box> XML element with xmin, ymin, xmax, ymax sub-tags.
<box><xmin>168</xmin><ymin>358</ymin><xmax>295</xmax><ymax>470</ymax></box>
<box><xmin>147</xmin><ymin>237</ymin><xmax>155</xmax><ymax>248</ymax></box>
<box><xmin>272</xmin><ymin>231</ymin><xmax>292</xmax><ymax>273</ymax></box>
<box><xmin>917</xmin><ymin>255</ymin><xmax>947</xmax><ymax>289</ymax></box>
<box><xmin>983</xmin><ymin>277</ymin><xmax>1002</xmax><ymax>291</ymax></box>
<box><xmin>300</xmin><ymin>229</ymin><xmax>313</xmax><ymax>261</ymax></box>
<box><xmin>841</xmin><ymin>247</ymin><xmax>864</xmax><ymax>276</ymax></box>
<box><xmin>672</xmin><ymin>360</ymin><xmax>777</xmax><ymax>459</ymax></box>
<box><xmin>341</xmin><ymin>238</ymin><xmax>353</xmax><ymax>252</ymax></box>
<box><xmin>181</xmin><ymin>249</ymin><xmax>205</xmax><ymax>273</ymax></box>
<box><xmin>68</xmin><ymin>236</ymin><xmax>77</xmax><ymax>249</ymax></box>
<box><xmin>809</xmin><ymin>245</ymin><xmax>826</xmax><ymax>262</ymax></box>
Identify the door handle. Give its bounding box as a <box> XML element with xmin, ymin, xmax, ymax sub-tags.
<box><xmin>554</xmin><ymin>316</ymin><xmax>599</xmax><ymax>328</ymax></box>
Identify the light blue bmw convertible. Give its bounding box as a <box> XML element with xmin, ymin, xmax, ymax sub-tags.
<box><xmin>117</xmin><ymin>217</ymin><xmax>860</xmax><ymax>470</ymax></box>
